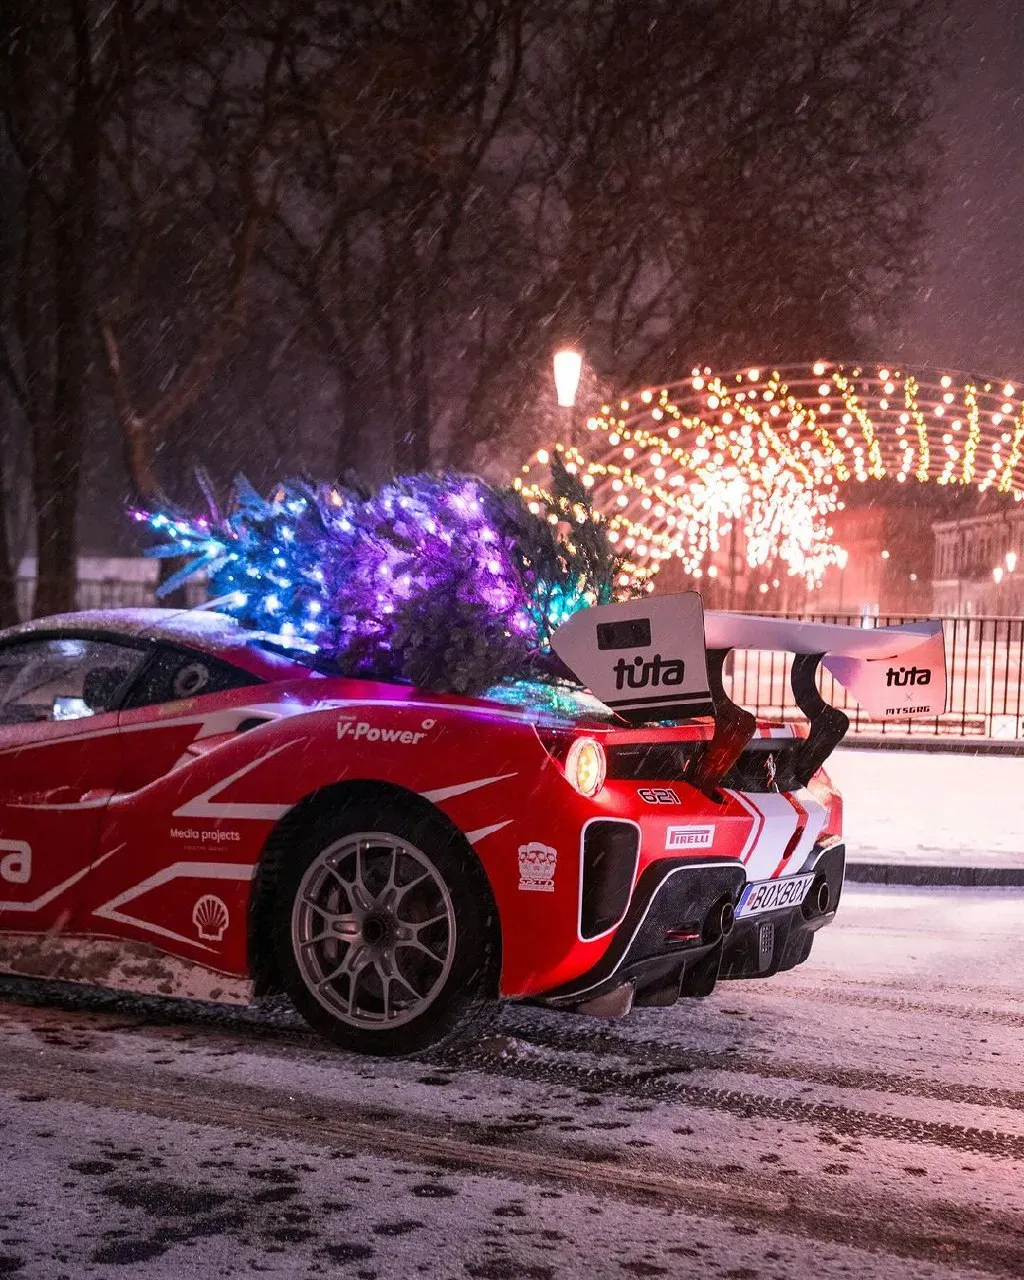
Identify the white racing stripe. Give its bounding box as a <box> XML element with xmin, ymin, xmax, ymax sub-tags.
<box><xmin>0</xmin><ymin>846</ymin><xmax>120</xmax><ymax>915</ymax></box>
<box><xmin>420</xmin><ymin>773</ymin><xmax>517</xmax><ymax>804</ymax></box>
<box><xmin>92</xmin><ymin>861</ymin><xmax>256</xmax><ymax>951</ymax></box>
<box><xmin>725</xmin><ymin>791</ymin><xmax>801</xmax><ymax>882</ymax></box>
<box><xmin>787</xmin><ymin>789</ymin><xmax>829</xmax><ymax>866</ymax></box>
<box><xmin>0</xmin><ymin>689</ymin><xmax>551</xmax><ymax>763</ymax></box>
<box><xmin>465</xmin><ymin>821</ymin><xmax>513</xmax><ymax>844</ymax></box>
<box><xmin>725</xmin><ymin>789</ymin><xmax>764</xmax><ymax>865</ymax></box>
<box><xmin>172</xmin><ymin>743</ymin><xmax>296</xmax><ymax>820</ymax></box>
<box><xmin>10</xmin><ymin>792</ymin><xmax>113</xmax><ymax>812</ymax></box>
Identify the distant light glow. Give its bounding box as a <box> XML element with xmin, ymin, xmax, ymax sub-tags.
<box><xmin>553</xmin><ymin>349</ymin><xmax>583</xmax><ymax>408</ymax></box>
<box><xmin>519</xmin><ymin>362</ymin><xmax>1024</xmax><ymax>591</ymax></box>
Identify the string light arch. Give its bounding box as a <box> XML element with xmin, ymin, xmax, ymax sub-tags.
<box><xmin>515</xmin><ymin>361</ymin><xmax>1024</xmax><ymax>593</ymax></box>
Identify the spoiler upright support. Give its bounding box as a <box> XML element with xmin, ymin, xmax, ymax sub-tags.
<box><xmin>790</xmin><ymin>653</ymin><xmax>850</xmax><ymax>787</ymax></box>
<box><xmin>688</xmin><ymin>649</ymin><xmax>756</xmax><ymax>801</ymax></box>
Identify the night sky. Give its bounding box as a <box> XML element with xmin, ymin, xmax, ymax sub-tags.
<box><xmin>897</xmin><ymin>0</ymin><xmax>1024</xmax><ymax>374</ymax></box>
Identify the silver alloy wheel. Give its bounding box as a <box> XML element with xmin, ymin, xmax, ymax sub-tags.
<box><xmin>291</xmin><ymin>830</ymin><xmax>457</xmax><ymax>1029</ymax></box>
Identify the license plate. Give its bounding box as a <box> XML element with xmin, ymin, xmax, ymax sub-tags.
<box><xmin>736</xmin><ymin>873</ymin><xmax>815</xmax><ymax>919</ymax></box>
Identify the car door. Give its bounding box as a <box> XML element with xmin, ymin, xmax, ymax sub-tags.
<box><xmin>0</xmin><ymin>636</ymin><xmax>148</xmax><ymax>933</ymax></box>
<box><xmin>113</xmin><ymin>642</ymin><xmax>267</xmax><ymax>791</ymax></box>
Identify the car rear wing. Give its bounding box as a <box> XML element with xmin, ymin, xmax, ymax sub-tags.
<box><xmin>551</xmin><ymin>592</ymin><xmax>946</xmax><ymax>796</ymax></box>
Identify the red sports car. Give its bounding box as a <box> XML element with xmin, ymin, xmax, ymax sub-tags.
<box><xmin>0</xmin><ymin>595</ymin><xmax>944</xmax><ymax>1054</ymax></box>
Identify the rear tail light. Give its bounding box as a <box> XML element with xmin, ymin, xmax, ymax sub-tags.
<box><xmin>565</xmin><ymin>736</ymin><xmax>607</xmax><ymax>798</ymax></box>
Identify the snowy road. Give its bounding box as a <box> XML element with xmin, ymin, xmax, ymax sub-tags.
<box><xmin>1</xmin><ymin>885</ymin><xmax>1022</xmax><ymax>1279</ymax></box>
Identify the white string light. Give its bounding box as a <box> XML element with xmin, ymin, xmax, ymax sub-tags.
<box><xmin>517</xmin><ymin>362</ymin><xmax>1024</xmax><ymax>592</ymax></box>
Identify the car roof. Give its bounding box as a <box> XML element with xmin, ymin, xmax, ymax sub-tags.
<box><xmin>0</xmin><ymin>608</ymin><xmax>302</xmax><ymax>679</ymax></box>
<box><xmin>1</xmin><ymin>607</ymin><xmax>243</xmax><ymax>644</ymax></box>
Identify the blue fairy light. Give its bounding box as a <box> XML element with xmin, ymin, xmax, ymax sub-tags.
<box><xmin>139</xmin><ymin>461</ymin><xmax>624</xmax><ymax>696</ymax></box>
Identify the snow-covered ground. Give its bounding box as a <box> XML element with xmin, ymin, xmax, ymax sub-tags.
<box><xmin>828</xmin><ymin>747</ymin><xmax>1024</xmax><ymax>865</ymax></box>
<box><xmin>1</xmin><ymin>884</ymin><xmax>1022</xmax><ymax>1279</ymax></box>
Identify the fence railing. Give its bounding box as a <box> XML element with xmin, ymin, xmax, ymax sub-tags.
<box><xmin>10</xmin><ymin>582</ymin><xmax>1024</xmax><ymax>740</ymax></box>
<box><xmin>725</xmin><ymin>613</ymin><xmax>1024</xmax><ymax>741</ymax></box>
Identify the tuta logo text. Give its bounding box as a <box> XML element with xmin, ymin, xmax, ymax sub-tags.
<box><xmin>885</xmin><ymin>665</ymin><xmax>931</xmax><ymax>688</ymax></box>
<box><xmin>613</xmin><ymin>653</ymin><xmax>686</xmax><ymax>691</ymax></box>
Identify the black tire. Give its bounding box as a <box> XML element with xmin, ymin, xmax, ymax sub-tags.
<box><xmin>272</xmin><ymin>798</ymin><xmax>498</xmax><ymax>1055</ymax></box>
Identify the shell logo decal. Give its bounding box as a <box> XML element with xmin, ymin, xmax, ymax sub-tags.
<box><xmin>191</xmin><ymin>894</ymin><xmax>230</xmax><ymax>942</ymax></box>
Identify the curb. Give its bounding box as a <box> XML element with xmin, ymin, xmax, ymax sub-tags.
<box><xmin>839</xmin><ymin>738</ymin><xmax>1024</xmax><ymax>757</ymax></box>
<box><xmin>846</xmin><ymin>862</ymin><xmax>1024</xmax><ymax>888</ymax></box>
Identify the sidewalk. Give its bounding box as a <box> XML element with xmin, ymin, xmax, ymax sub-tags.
<box><xmin>827</xmin><ymin>746</ymin><xmax>1024</xmax><ymax>889</ymax></box>
<box><xmin>844</xmin><ymin>850</ymin><xmax>1024</xmax><ymax>888</ymax></box>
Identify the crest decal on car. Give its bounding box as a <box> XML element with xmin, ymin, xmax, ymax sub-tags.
<box><xmin>517</xmin><ymin>842</ymin><xmax>557</xmax><ymax>893</ymax></box>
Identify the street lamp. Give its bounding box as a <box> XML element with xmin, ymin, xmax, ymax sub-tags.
<box><xmin>553</xmin><ymin>348</ymin><xmax>583</xmax><ymax>449</ymax></box>
<box><xmin>993</xmin><ymin>550</ymin><xmax>1017</xmax><ymax>586</ymax></box>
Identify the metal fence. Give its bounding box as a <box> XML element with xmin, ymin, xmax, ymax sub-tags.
<box><xmin>10</xmin><ymin>579</ymin><xmax>1024</xmax><ymax>740</ymax></box>
<box><xmin>725</xmin><ymin>613</ymin><xmax>1024</xmax><ymax>741</ymax></box>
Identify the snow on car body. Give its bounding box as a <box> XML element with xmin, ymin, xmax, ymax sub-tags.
<box><xmin>0</xmin><ymin>599</ymin><xmax>945</xmax><ymax>1052</ymax></box>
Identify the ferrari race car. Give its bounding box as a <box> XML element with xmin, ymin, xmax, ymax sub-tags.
<box><xmin>0</xmin><ymin>594</ymin><xmax>945</xmax><ymax>1054</ymax></box>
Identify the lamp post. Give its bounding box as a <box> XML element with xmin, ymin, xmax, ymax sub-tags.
<box><xmin>553</xmin><ymin>348</ymin><xmax>583</xmax><ymax>450</ymax></box>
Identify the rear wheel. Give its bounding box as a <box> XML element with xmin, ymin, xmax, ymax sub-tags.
<box><xmin>272</xmin><ymin>801</ymin><xmax>498</xmax><ymax>1055</ymax></box>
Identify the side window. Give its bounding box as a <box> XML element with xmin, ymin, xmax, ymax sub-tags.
<box><xmin>124</xmin><ymin>645</ymin><xmax>260</xmax><ymax>709</ymax></box>
<box><xmin>0</xmin><ymin>638</ymin><xmax>148</xmax><ymax>725</ymax></box>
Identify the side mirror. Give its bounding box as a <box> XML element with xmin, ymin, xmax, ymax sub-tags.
<box><xmin>52</xmin><ymin>695</ymin><xmax>94</xmax><ymax>721</ymax></box>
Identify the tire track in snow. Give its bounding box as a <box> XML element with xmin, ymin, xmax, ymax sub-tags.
<box><xmin>437</xmin><ymin>1043</ymin><xmax>1024</xmax><ymax>1161</ymax></box>
<box><xmin>3</xmin><ymin>977</ymin><xmax>1024</xmax><ymax>1117</ymax></box>
<box><xmin>496</xmin><ymin>1021</ymin><xmax>1024</xmax><ymax>1113</ymax></box>
<box><xmin>3</xmin><ymin>1046</ymin><xmax>1024</xmax><ymax>1278</ymax></box>
<box><xmin>756</xmin><ymin>981</ymin><xmax>1024</xmax><ymax>1029</ymax></box>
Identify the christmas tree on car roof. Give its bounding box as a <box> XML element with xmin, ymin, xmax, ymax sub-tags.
<box><xmin>135</xmin><ymin>457</ymin><xmax>633</xmax><ymax>696</ymax></box>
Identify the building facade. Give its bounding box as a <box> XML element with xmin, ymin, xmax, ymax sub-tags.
<box><xmin>811</xmin><ymin>504</ymin><xmax>934</xmax><ymax>618</ymax></box>
<box><xmin>932</xmin><ymin>506</ymin><xmax>1024</xmax><ymax>616</ymax></box>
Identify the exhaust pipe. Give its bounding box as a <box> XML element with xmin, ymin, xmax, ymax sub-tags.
<box><xmin>702</xmin><ymin>896</ymin><xmax>736</xmax><ymax>945</ymax></box>
<box><xmin>802</xmin><ymin>875</ymin><xmax>831</xmax><ymax>919</ymax></box>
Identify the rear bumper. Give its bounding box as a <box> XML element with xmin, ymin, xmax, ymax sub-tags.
<box><xmin>538</xmin><ymin>841</ymin><xmax>845</xmax><ymax>1011</ymax></box>
<box><xmin>719</xmin><ymin>841</ymin><xmax>845</xmax><ymax>981</ymax></box>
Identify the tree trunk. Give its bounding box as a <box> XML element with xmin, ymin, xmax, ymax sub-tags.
<box><xmin>31</xmin><ymin>0</ymin><xmax>98</xmax><ymax>618</ymax></box>
<box><xmin>333</xmin><ymin>350</ymin><xmax>360</xmax><ymax>480</ymax></box>
<box><xmin>31</xmin><ymin>416</ymin><xmax>81</xmax><ymax>617</ymax></box>
<box><xmin>408</xmin><ymin>287</ymin><xmax>432</xmax><ymax>473</ymax></box>
<box><xmin>0</xmin><ymin>445</ymin><xmax>19</xmax><ymax>627</ymax></box>
<box><xmin>156</xmin><ymin>554</ymin><xmax>189</xmax><ymax>609</ymax></box>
